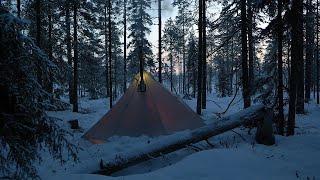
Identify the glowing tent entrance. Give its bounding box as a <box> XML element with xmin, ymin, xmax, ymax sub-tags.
<box><xmin>83</xmin><ymin>71</ymin><xmax>204</xmax><ymax>143</ymax></box>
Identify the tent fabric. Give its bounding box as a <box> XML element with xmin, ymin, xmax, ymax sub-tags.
<box><xmin>82</xmin><ymin>71</ymin><xmax>204</xmax><ymax>143</ymax></box>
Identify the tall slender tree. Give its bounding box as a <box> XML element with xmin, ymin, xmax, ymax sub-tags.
<box><xmin>317</xmin><ymin>0</ymin><xmax>320</xmax><ymax>104</ymax></box>
<box><xmin>73</xmin><ymin>0</ymin><xmax>79</xmax><ymax>112</ymax></box>
<box><xmin>288</xmin><ymin>0</ymin><xmax>303</xmax><ymax>135</ymax></box>
<box><xmin>277</xmin><ymin>0</ymin><xmax>285</xmax><ymax>135</ymax></box>
<box><xmin>66</xmin><ymin>0</ymin><xmax>73</xmax><ymax>104</ymax></box>
<box><xmin>248</xmin><ymin>0</ymin><xmax>254</xmax><ymax>91</ymax></box>
<box><xmin>201</xmin><ymin>0</ymin><xmax>207</xmax><ymax>109</ymax></box>
<box><xmin>36</xmin><ymin>0</ymin><xmax>42</xmax><ymax>85</ymax></box>
<box><xmin>123</xmin><ymin>0</ymin><xmax>127</xmax><ymax>92</ymax></box>
<box><xmin>108</xmin><ymin>0</ymin><xmax>112</xmax><ymax>108</ymax></box>
<box><xmin>305</xmin><ymin>0</ymin><xmax>314</xmax><ymax>102</ymax></box>
<box><xmin>47</xmin><ymin>2</ymin><xmax>53</xmax><ymax>97</ymax></box>
<box><xmin>295</xmin><ymin>0</ymin><xmax>305</xmax><ymax>114</ymax></box>
<box><xmin>197</xmin><ymin>0</ymin><xmax>203</xmax><ymax>115</ymax></box>
<box><xmin>127</xmin><ymin>0</ymin><xmax>154</xmax><ymax>76</ymax></box>
<box><xmin>104</xmin><ymin>0</ymin><xmax>110</xmax><ymax>97</ymax></box>
<box><xmin>173</xmin><ymin>1</ymin><xmax>192</xmax><ymax>94</ymax></box>
<box><xmin>186</xmin><ymin>30</ymin><xmax>198</xmax><ymax>98</ymax></box>
<box><xmin>163</xmin><ymin>18</ymin><xmax>176</xmax><ymax>92</ymax></box>
<box><xmin>241</xmin><ymin>0</ymin><xmax>251</xmax><ymax>108</ymax></box>
<box><xmin>158</xmin><ymin>0</ymin><xmax>162</xmax><ymax>83</ymax></box>
<box><xmin>17</xmin><ymin>0</ymin><xmax>20</xmax><ymax>17</ymax></box>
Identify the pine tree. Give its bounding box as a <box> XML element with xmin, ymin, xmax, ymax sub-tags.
<box><xmin>209</xmin><ymin>1</ymin><xmax>241</xmax><ymax>98</ymax></box>
<box><xmin>197</xmin><ymin>0</ymin><xmax>203</xmax><ymax>115</ymax></box>
<box><xmin>186</xmin><ymin>30</ymin><xmax>198</xmax><ymax>98</ymax></box>
<box><xmin>305</xmin><ymin>0</ymin><xmax>315</xmax><ymax>102</ymax></box>
<box><xmin>173</xmin><ymin>0</ymin><xmax>192</xmax><ymax>95</ymax></box>
<box><xmin>163</xmin><ymin>18</ymin><xmax>177</xmax><ymax>92</ymax></box>
<box><xmin>241</xmin><ymin>0</ymin><xmax>251</xmax><ymax>108</ymax></box>
<box><xmin>277</xmin><ymin>0</ymin><xmax>285</xmax><ymax>135</ymax></box>
<box><xmin>108</xmin><ymin>0</ymin><xmax>113</xmax><ymax>108</ymax></box>
<box><xmin>78</xmin><ymin>0</ymin><xmax>105</xmax><ymax>99</ymax></box>
<box><xmin>123</xmin><ymin>0</ymin><xmax>128</xmax><ymax>92</ymax></box>
<box><xmin>66</xmin><ymin>0</ymin><xmax>73</xmax><ymax>104</ymax></box>
<box><xmin>255</xmin><ymin>39</ymin><xmax>278</xmax><ymax>105</ymax></box>
<box><xmin>295</xmin><ymin>0</ymin><xmax>304</xmax><ymax>114</ymax></box>
<box><xmin>110</xmin><ymin>20</ymin><xmax>124</xmax><ymax>100</ymax></box>
<box><xmin>248</xmin><ymin>0</ymin><xmax>255</xmax><ymax>94</ymax></box>
<box><xmin>317</xmin><ymin>0</ymin><xmax>320</xmax><ymax>104</ymax></box>
<box><xmin>0</xmin><ymin>6</ymin><xmax>77</xmax><ymax>178</ymax></box>
<box><xmin>158</xmin><ymin>0</ymin><xmax>162</xmax><ymax>83</ymax></box>
<box><xmin>127</xmin><ymin>0</ymin><xmax>154</xmax><ymax>77</ymax></box>
<box><xmin>72</xmin><ymin>0</ymin><xmax>79</xmax><ymax>112</ymax></box>
<box><xmin>201</xmin><ymin>0</ymin><xmax>207</xmax><ymax>109</ymax></box>
<box><xmin>288</xmin><ymin>0</ymin><xmax>303</xmax><ymax>135</ymax></box>
<box><xmin>36</xmin><ymin>0</ymin><xmax>42</xmax><ymax>85</ymax></box>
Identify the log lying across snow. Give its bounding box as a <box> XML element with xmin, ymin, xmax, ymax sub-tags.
<box><xmin>97</xmin><ymin>104</ymin><xmax>274</xmax><ymax>175</ymax></box>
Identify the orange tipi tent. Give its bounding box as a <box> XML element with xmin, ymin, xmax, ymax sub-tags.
<box><xmin>82</xmin><ymin>71</ymin><xmax>204</xmax><ymax>143</ymax></box>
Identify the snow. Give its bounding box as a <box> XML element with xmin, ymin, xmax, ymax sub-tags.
<box><xmin>37</xmin><ymin>95</ymin><xmax>320</xmax><ymax>180</ymax></box>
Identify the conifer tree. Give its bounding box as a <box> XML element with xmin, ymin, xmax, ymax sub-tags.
<box><xmin>127</xmin><ymin>0</ymin><xmax>154</xmax><ymax>77</ymax></box>
<box><xmin>0</xmin><ymin>6</ymin><xmax>77</xmax><ymax>178</ymax></box>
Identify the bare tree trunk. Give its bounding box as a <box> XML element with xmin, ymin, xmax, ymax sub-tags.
<box><xmin>197</xmin><ymin>0</ymin><xmax>203</xmax><ymax>115</ymax></box>
<box><xmin>277</xmin><ymin>0</ymin><xmax>284</xmax><ymax>136</ymax></box>
<box><xmin>104</xmin><ymin>1</ymin><xmax>110</xmax><ymax>97</ymax></box>
<box><xmin>66</xmin><ymin>1</ymin><xmax>73</xmax><ymax>104</ymax></box>
<box><xmin>202</xmin><ymin>0</ymin><xmax>207</xmax><ymax>109</ymax></box>
<box><xmin>123</xmin><ymin>0</ymin><xmax>127</xmax><ymax>92</ymax></box>
<box><xmin>170</xmin><ymin>51</ymin><xmax>173</xmax><ymax>92</ymax></box>
<box><xmin>192</xmin><ymin>58</ymin><xmax>196</xmax><ymax>98</ymax></box>
<box><xmin>209</xmin><ymin>64</ymin><xmax>213</xmax><ymax>94</ymax></box>
<box><xmin>231</xmin><ymin>37</ymin><xmax>234</xmax><ymax>95</ymax></box>
<box><xmin>295</xmin><ymin>0</ymin><xmax>305</xmax><ymax>114</ymax></box>
<box><xmin>241</xmin><ymin>0</ymin><xmax>251</xmax><ymax>108</ymax></box>
<box><xmin>179</xmin><ymin>59</ymin><xmax>182</xmax><ymax>93</ymax></box>
<box><xmin>48</xmin><ymin>5</ymin><xmax>53</xmax><ymax>98</ymax></box>
<box><xmin>73</xmin><ymin>0</ymin><xmax>79</xmax><ymax>112</ymax></box>
<box><xmin>17</xmin><ymin>0</ymin><xmax>20</xmax><ymax>17</ymax></box>
<box><xmin>248</xmin><ymin>0</ymin><xmax>254</xmax><ymax>94</ymax></box>
<box><xmin>183</xmin><ymin>22</ymin><xmax>185</xmax><ymax>94</ymax></box>
<box><xmin>317</xmin><ymin>0</ymin><xmax>320</xmax><ymax>104</ymax></box>
<box><xmin>169</xmin><ymin>31</ymin><xmax>173</xmax><ymax>92</ymax></box>
<box><xmin>114</xmin><ymin>49</ymin><xmax>117</xmax><ymax>100</ymax></box>
<box><xmin>225</xmin><ymin>26</ymin><xmax>230</xmax><ymax>96</ymax></box>
<box><xmin>36</xmin><ymin>0</ymin><xmax>42</xmax><ymax>85</ymax></box>
<box><xmin>158</xmin><ymin>0</ymin><xmax>162</xmax><ymax>83</ymax></box>
<box><xmin>36</xmin><ymin>0</ymin><xmax>41</xmax><ymax>47</ymax></box>
<box><xmin>288</xmin><ymin>0</ymin><xmax>303</xmax><ymax>135</ymax></box>
<box><xmin>108</xmin><ymin>0</ymin><xmax>113</xmax><ymax>108</ymax></box>
<box><xmin>187</xmin><ymin>60</ymin><xmax>190</xmax><ymax>94</ymax></box>
<box><xmin>287</xmin><ymin>28</ymin><xmax>291</xmax><ymax>89</ymax></box>
<box><xmin>305</xmin><ymin>0</ymin><xmax>313</xmax><ymax>102</ymax></box>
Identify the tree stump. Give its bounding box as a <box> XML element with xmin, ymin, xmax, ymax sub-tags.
<box><xmin>255</xmin><ymin>108</ymin><xmax>275</xmax><ymax>145</ymax></box>
<box><xmin>68</xmin><ymin>120</ymin><xmax>80</xmax><ymax>129</ymax></box>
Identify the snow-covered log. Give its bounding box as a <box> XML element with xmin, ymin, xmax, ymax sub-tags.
<box><xmin>97</xmin><ymin>104</ymin><xmax>273</xmax><ymax>175</ymax></box>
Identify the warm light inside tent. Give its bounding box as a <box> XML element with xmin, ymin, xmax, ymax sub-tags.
<box><xmin>88</xmin><ymin>138</ymin><xmax>107</xmax><ymax>144</ymax></box>
<box><xmin>138</xmin><ymin>72</ymin><xmax>147</xmax><ymax>92</ymax></box>
<box><xmin>82</xmin><ymin>71</ymin><xmax>204</xmax><ymax>142</ymax></box>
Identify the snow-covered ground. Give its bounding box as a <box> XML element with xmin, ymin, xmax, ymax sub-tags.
<box><xmin>38</xmin><ymin>95</ymin><xmax>320</xmax><ymax>180</ymax></box>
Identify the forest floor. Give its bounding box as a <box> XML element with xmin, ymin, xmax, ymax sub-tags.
<box><xmin>38</xmin><ymin>94</ymin><xmax>320</xmax><ymax>180</ymax></box>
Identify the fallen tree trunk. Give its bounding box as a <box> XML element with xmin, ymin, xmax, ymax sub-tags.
<box><xmin>97</xmin><ymin>104</ymin><xmax>273</xmax><ymax>175</ymax></box>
